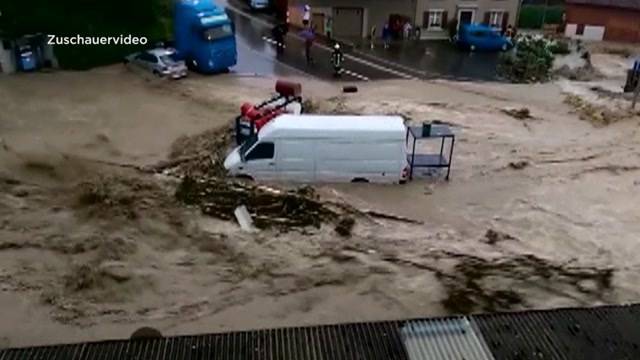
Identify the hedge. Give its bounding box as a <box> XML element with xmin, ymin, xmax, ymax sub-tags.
<box><xmin>0</xmin><ymin>0</ymin><xmax>172</xmax><ymax>69</ymax></box>
<box><xmin>518</xmin><ymin>5</ymin><xmax>565</xmax><ymax>29</ymax></box>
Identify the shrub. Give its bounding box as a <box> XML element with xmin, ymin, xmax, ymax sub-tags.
<box><xmin>549</xmin><ymin>40</ymin><xmax>570</xmax><ymax>55</ymax></box>
<box><xmin>499</xmin><ymin>35</ymin><xmax>554</xmax><ymax>83</ymax></box>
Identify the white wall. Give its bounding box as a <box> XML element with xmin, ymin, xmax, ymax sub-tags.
<box><xmin>0</xmin><ymin>45</ymin><xmax>16</xmax><ymax>74</ymax></box>
<box><xmin>565</xmin><ymin>23</ymin><xmax>605</xmax><ymax>41</ymax></box>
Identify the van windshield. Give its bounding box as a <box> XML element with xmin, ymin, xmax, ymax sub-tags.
<box><xmin>203</xmin><ymin>24</ymin><xmax>233</xmax><ymax>41</ymax></box>
<box><xmin>239</xmin><ymin>134</ymin><xmax>258</xmax><ymax>161</ymax></box>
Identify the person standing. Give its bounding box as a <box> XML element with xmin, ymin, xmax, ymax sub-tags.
<box><xmin>382</xmin><ymin>22</ymin><xmax>391</xmax><ymax>49</ymax></box>
<box><xmin>331</xmin><ymin>43</ymin><xmax>344</xmax><ymax>77</ymax></box>
<box><xmin>369</xmin><ymin>25</ymin><xmax>377</xmax><ymax>49</ymax></box>
<box><xmin>271</xmin><ymin>23</ymin><xmax>287</xmax><ymax>54</ymax></box>
<box><xmin>325</xmin><ymin>16</ymin><xmax>333</xmax><ymax>40</ymax></box>
<box><xmin>302</xmin><ymin>4</ymin><xmax>311</xmax><ymax>26</ymax></box>
<box><xmin>301</xmin><ymin>27</ymin><xmax>315</xmax><ymax>64</ymax></box>
<box><xmin>403</xmin><ymin>21</ymin><xmax>413</xmax><ymax>40</ymax></box>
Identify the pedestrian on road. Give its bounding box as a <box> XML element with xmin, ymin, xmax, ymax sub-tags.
<box><xmin>504</xmin><ymin>24</ymin><xmax>514</xmax><ymax>39</ymax></box>
<box><xmin>271</xmin><ymin>23</ymin><xmax>287</xmax><ymax>54</ymax></box>
<box><xmin>382</xmin><ymin>23</ymin><xmax>391</xmax><ymax>49</ymax></box>
<box><xmin>403</xmin><ymin>22</ymin><xmax>413</xmax><ymax>40</ymax></box>
<box><xmin>300</xmin><ymin>27</ymin><xmax>315</xmax><ymax>64</ymax></box>
<box><xmin>302</xmin><ymin>4</ymin><xmax>311</xmax><ymax>27</ymax></box>
<box><xmin>370</xmin><ymin>25</ymin><xmax>377</xmax><ymax>49</ymax></box>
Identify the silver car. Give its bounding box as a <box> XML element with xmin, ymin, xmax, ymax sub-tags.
<box><xmin>125</xmin><ymin>48</ymin><xmax>188</xmax><ymax>79</ymax></box>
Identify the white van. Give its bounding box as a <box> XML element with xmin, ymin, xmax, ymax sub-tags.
<box><xmin>223</xmin><ymin>114</ymin><xmax>410</xmax><ymax>183</ymax></box>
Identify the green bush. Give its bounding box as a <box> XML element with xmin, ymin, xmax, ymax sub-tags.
<box><xmin>0</xmin><ymin>0</ymin><xmax>172</xmax><ymax>69</ymax></box>
<box><xmin>499</xmin><ymin>35</ymin><xmax>554</xmax><ymax>83</ymax></box>
<box><xmin>518</xmin><ymin>5</ymin><xmax>565</xmax><ymax>29</ymax></box>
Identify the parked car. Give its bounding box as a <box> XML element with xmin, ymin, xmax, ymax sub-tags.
<box><xmin>455</xmin><ymin>24</ymin><xmax>513</xmax><ymax>52</ymax></box>
<box><xmin>17</xmin><ymin>45</ymin><xmax>37</xmax><ymax>72</ymax></box>
<box><xmin>224</xmin><ymin>114</ymin><xmax>410</xmax><ymax>183</ymax></box>
<box><xmin>248</xmin><ymin>0</ymin><xmax>269</xmax><ymax>10</ymax></box>
<box><xmin>124</xmin><ymin>48</ymin><xmax>188</xmax><ymax>79</ymax></box>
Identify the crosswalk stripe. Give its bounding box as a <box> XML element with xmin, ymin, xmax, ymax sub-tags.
<box><xmin>341</xmin><ymin>69</ymin><xmax>369</xmax><ymax>81</ymax></box>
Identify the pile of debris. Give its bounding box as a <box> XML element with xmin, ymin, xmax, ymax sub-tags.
<box><xmin>564</xmin><ymin>94</ymin><xmax>636</xmax><ymax>126</ymax></box>
<box><xmin>147</xmin><ymin>122</ymin><xmax>235</xmax><ymax>178</ymax></box>
<box><xmin>175</xmin><ymin>176</ymin><xmax>347</xmax><ymax>230</ymax></box>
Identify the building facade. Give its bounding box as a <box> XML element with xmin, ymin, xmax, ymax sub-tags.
<box><xmin>290</xmin><ymin>0</ymin><xmax>519</xmax><ymax>40</ymax></box>
<box><xmin>565</xmin><ymin>0</ymin><xmax>640</xmax><ymax>42</ymax></box>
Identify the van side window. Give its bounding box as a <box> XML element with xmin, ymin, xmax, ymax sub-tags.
<box><xmin>246</xmin><ymin>142</ymin><xmax>274</xmax><ymax>160</ymax></box>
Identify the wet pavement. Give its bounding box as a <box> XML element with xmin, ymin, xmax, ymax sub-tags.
<box><xmin>223</xmin><ymin>0</ymin><xmax>403</xmax><ymax>82</ymax></box>
<box><xmin>351</xmin><ymin>40</ymin><xmax>503</xmax><ymax>81</ymax></box>
<box><xmin>222</xmin><ymin>0</ymin><xmax>502</xmax><ymax>82</ymax></box>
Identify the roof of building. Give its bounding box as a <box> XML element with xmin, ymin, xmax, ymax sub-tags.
<box><xmin>566</xmin><ymin>0</ymin><xmax>640</xmax><ymax>10</ymax></box>
<box><xmin>3</xmin><ymin>304</ymin><xmax>640</xmax><ymax>359</ymax></box>
<box><xmin>259</xmin><ymin>114</ymin><xmax>406</xmax><ymax>139</ymax></box>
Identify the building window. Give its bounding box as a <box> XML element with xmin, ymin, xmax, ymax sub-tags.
<box><xmin>576</xmin><ymin>24</ymin><xmax>585</xmax><ymax>35</ymax></box>
<box><xmin>424</xmin><ymin>10</ymin><xmax>445</xmax><ymax>30</ymax></box>
<box><xmin>488</xmin><ymin>11</ymin><xmax>504</xmax><ymax>28</ymax></box>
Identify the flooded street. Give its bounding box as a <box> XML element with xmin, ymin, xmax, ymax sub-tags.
<box><xmin>0</xmin><ymin>48</ymin><xmax>639</xmax><ymax>347</ymax></box>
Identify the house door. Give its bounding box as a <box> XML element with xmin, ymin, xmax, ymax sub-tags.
<box><xmin>458</xmin><ymin>9</ymin><xmax>474</xmax><ymax>25</ymax></box>
<box><xmin>333</xmin><ymin>7</ymin><xmax>363</xmax><ymax>37</ymax></box>
<box><xmin>312</xmin><ymin>13</ymin><xmax>325</xmax><ymax>34</ymax></box>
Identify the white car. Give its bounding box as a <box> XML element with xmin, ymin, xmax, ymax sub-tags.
<box><xmin>124</xmin><ymin>48</ymin><xmax>188</xmax><ymax>79</ymax></box>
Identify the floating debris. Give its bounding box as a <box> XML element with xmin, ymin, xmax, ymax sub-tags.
<box><xmin>508</xmin><ymin>160</ymin><xmax>529</xmax><ymax>170</ymax></box>
<box><xmin>501</xmin><ymin>107</ymin><xmax>532</xmax><ymax>120</ymax></box>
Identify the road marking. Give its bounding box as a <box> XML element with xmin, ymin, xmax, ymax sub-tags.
<box><xmin>341</xmin><ymin>69</ymin><xmax>369</xmax><ymax>81</ymax></box>
<box><xmin>225</xmin><ymin>2</ymin><xmax>417</xmax><ymax>80</ymax></box>
<box><xmin>262</xmin><ymin>36</ymin><xmax>286</xmax><ymax>48</ymax></box>
<box><xmin>352</xmin><ymin>49</ymin><xmax>427</xmax><ymax>77</ymax></box>
<box><xmin>342</xmin><ymin>53</ymin><xmax>415</xmax><ymax>80</ymax></box>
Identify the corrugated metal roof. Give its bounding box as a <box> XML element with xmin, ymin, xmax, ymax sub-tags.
<box><xmin>2</xmin><ymin>304</ymin><xmax>640</xmax><ymax>359</ymax></box>
<box><xmin>566</xmin><ymin>0</ymin><xmax>640</xmax><ymax>10</ymax></box>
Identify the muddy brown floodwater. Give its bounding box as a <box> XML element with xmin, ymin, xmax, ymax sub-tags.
<box><xmin>0</xmin><ymin>56</ymin><xmax>639</xmax><ymax>348</ymax></box>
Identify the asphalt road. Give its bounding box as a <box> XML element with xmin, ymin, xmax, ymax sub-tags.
<box><xmin>221</xmin><ymin>0</ymin><xmax>504</xmax><ymax>82</ymax></box>
<box><xmin>222</xmin><ymin>0</ymin><xmax>415</xmax><ymax>82</ymax></box>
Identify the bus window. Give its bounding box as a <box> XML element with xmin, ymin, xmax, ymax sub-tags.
<box><xmin>203</xmin><ymin>24</ymin><xmax>233</xmax><ymax>41</ymax></box>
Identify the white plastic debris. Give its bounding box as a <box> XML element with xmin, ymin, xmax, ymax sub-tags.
<box><xmin>234</xmin><ymin>205</ymin><xmax>257</xmax><ymax>232</ymax></box>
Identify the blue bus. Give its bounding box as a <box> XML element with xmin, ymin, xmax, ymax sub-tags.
<box><xmin>174</xmin><ymin>0</ymin><xmax>237</xmax><ymax>73</ymax></box>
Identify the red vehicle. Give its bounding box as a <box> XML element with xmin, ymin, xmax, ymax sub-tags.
<box><xmin>234</xmin><ymin>80</ymin><xmax>302</xmax><ymax>145</ymax></box>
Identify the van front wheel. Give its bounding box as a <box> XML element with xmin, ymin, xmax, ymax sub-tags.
<box><xmin>235</xmin><ymin>174</ymin><xmax>254</xmax><ymax>182</ymax></box>
<box><xmin>351</xmin><ymin>177</ymin><xmax>369</xmax><ymax>183</ymax></box>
